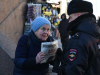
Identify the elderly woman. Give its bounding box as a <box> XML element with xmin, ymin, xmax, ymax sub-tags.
<box><xmin>13</xmin><ymin>17</ymin><xmax>59</xmax><ymax>75</ymax></box>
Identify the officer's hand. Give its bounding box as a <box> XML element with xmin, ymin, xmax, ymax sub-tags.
<box><xmin>36</xmin><ymin>52</ymin><xmax>45</xmax><ymax>64</ymax></box>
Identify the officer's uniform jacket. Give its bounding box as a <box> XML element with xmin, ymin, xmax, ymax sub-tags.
<box><xmin>62</xmin><ymin>14</ymin><xmax>100</xmax><ymax>75</ymax></box>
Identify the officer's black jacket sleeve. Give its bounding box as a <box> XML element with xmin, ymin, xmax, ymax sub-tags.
<box><xmin>63</xmin><ymin>37</ymin><xmax>89</xmax><ymax>75</ymax></box>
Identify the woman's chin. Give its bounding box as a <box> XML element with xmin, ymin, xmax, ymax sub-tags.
<box><xmin>41</xmin><ymin>38</ymin><xmax>47</xmax><ymax>41</ymax></box>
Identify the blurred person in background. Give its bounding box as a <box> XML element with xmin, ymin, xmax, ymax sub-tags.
<box><xmin>58</xmin><ymin>13</ymin><xmax>69</xmax><ymax>49</ymax></box>
<box><xmin>97</xmin><ymin>16</ymin><xmax>100</xmax><ymax>27</ymax></box>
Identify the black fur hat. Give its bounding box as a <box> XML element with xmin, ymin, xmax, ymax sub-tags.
<box><xmin>67</xmin><ymin>1</ymin><xmax>93</xmax><ymax>15</ymax></box>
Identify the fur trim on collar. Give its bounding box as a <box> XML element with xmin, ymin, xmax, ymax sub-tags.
<box><xmin>67</xmin><ymin>13</ymin><xmax>96</xmax><ymax>32</ymax></box>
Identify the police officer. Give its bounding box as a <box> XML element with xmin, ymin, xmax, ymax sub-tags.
<box><xmin>60</xmin><ymin>0</ymin><xmax>100</xmax><ymax>75</ymax></box>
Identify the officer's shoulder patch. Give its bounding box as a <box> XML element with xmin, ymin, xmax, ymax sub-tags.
<box><xmin>68</xmin><ymin>49</ymin><xmax>77</xmax><ymax>61</ymax></box>
<box><xmin>72</xmin><ymin>32</ymin><xmax>81</xmax><ymax>39</ymax></box>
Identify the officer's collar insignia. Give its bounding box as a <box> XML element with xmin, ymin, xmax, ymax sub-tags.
<box><xmin>98</xmin><ymin>44</ymin><xmax>100</xmax><ymax>49</ymax></box>
<box><xmin>72</xmin><ymin>32</ymin><xmax>81</xmax><ymax>38</ymax></box>
<box><xmin>68</xmin><ymin>49</ymin><xmax>77</xmax><ymax>61</ymax></box>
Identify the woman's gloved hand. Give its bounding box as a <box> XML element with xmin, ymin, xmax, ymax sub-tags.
<box><xmin>52</xmin><ymin>48</ymin><xmax>63</xmax><ymax>73</ymax></box>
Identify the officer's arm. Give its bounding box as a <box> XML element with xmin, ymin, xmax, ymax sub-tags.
<box><xmin>64</xmin><ymin>39</ymin><xmax>88</xmax><ymax>75</ymax></box>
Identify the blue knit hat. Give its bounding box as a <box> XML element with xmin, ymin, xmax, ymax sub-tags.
<box><xmin>31</xmin><ymin>17</ymin><xmax>51</xmax><ymax>32</ymax></box>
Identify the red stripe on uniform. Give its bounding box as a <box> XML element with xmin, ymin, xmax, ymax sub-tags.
<box><xmin>87</xmin><ymin>40</ymin><xmax>99</xmax><ymax>48</ymax></box>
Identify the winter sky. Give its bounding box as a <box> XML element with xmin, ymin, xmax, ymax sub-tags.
<box><xmin>84</xmin><ymin>0</ymin><xmax>100</xmax><ymax>19</ymax></box>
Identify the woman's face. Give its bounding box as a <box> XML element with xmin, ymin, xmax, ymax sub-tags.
<box><xmin>35</xmin><ymin>25</ymin><xmax>50</xmax><ymax>41</ymax></box>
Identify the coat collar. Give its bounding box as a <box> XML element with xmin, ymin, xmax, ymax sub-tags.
<box><xmin>67</xmin><ymin>13</ymin><xmax>96</xmax><ymax>32</ymax></box>
<box><xmin>29</xmin><ymin>31</ymin><xmax>42</xmax><ymax>46</ymax></box>
<box><xmin>67</xmin><ymin>13</ymin><xmax>100</xmax><ymax>37</ymax></box>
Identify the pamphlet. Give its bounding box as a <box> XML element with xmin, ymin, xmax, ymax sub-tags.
<box><xmin>41</xmin><ymin>40</ymin><xmax>58</xmax><ymax>63</ymax></box>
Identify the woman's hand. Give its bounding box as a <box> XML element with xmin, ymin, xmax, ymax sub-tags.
<box><xmin>36</xmin><ymin>52</ymin><xmax>45</xmax><ymax>64</ymax></box>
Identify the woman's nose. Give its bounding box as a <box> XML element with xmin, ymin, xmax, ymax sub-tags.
<box><xmin>44</xmin><ymin>30</ymin><xmax>48</xmax><ymax>33</ymax></box>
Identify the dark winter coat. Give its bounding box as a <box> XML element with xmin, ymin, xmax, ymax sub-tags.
<box><xmin>58</xmin><ymin>14</ymin><xmax>69</xmax><ymax>37</ymax></box>
<box><xmin>61</xmin><ymin>13</ymin><xmax>100</xmax><ymax>75</ymax></box>
<box><xmin>13</xmin><ymin>31</ymin><xmax>54</xmax><ymax>75</ymax></box>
